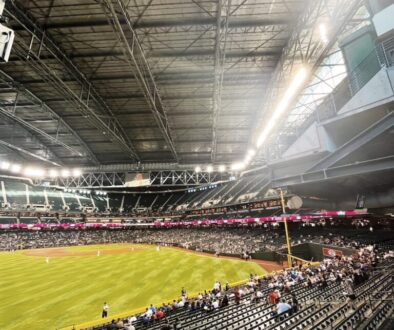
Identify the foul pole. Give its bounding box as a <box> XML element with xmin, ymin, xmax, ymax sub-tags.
<box><xmin>279</xmin><ymin>188</ymin><xmax>292</xmax><ymax>267</ymax></box>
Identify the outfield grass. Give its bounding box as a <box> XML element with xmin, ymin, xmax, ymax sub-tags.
<box><xmin>0</xmin><ymin>244</ymin><xmax>266</xmax><ymax>330</ymax></box>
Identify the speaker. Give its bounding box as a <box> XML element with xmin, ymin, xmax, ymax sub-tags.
<box><xmin>0</xmin><ymin>24</ymin><xmax>14</xmax><ymax>62</ymax></box>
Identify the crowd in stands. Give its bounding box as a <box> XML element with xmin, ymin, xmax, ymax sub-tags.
<box><xmin>99</xmin><ymin>241</ymin><xmax>392</xmax><ymax>330</ymax></box>
<box><xmin>0</xmin><ymin>224</ymin><xmax>389</xmax><ymax>255</ymax></box>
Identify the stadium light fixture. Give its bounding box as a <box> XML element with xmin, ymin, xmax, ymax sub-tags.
<box><xmin>247</xmin><ymin>149</ymin><xmax>256</xmax><ymax>157</ymax></box>
<box><xmin>206</xmin><ymin>165</ymin><xmax>213</xmax><ymax>173</ymax></box>
<box><xmin>61</xmin><ymin>169</ymin><xmax>70</xmax><ymax>177</ymax></box>
<box><xmin>319</xmin><ymin>23</ymin><xmax>329</xmax><ymax>44</ymax></box>
<box><xmin>256</xmin><ymin>66</ymin><xmax>308</xmax><ymax>148</ymax></box>
<box><xmin>244</xmin><ymin>148</ymin><xmax>256</xmax><ymax>165</ymax></box>
<box><xmin>24</xmin><ymin>167</ymin><xmax>45</xmax><ymax>177</ymax></box>
<box><xmin>48</xmin><ymin>169</ymin><xmax>59</xmax><ymax>178</ymax></box>
<box><xmin>10</xmin><ymin>163</ymin><xmax>21</xmax><ymax>174</ymax></box>
<box><xmin>0</xmin><ymin>161</ymin><xmax>10</xmax><ymax>170</ymax></box>
<box><xmin>72</xmin><ymin>168</ymin><xmax>82</xmax><ymax>177</ymax></box>
<box><xmin>231</xmin><ymin>162</ymin><xmax>245</xmax><ymax>171</ymax></box>
<box><xmin>195</xmin><ymin>166</ymin><xmax>201</xmax><ymax>173</ymax></box>
<box><xmin>218</xmin><ymin>165</ymin><xmax>226</xmax><ymax>172</ymax></box>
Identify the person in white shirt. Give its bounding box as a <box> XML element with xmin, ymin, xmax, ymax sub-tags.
<box><xmin>102</xmin><ymin>302</ymin><xmax>109</xmax><ymax>318</ymax></box>
<box><xmin>212</xmin><ymin>300</ymin><xmax>219</xmax><ymax>309</ymax></box>
<box><xmin>124</xmin><ymin>323</ymin><xmax>135</xmax><ymax>330</ymax></box>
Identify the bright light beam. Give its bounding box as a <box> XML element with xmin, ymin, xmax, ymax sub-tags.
<box><xmin>256</xmin><ymin>67</ymin><xmax>308</xmax><ymax>148</ymax></box>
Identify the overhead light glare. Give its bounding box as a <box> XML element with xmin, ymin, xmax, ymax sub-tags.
<box><xmin>24</xmin><ymin>167</ymin><xmax>45</xmax><ymax>177</ymax></box>
<box><xmin>218</xmin><ymin>165</ymin><xmax>226</xmax><ymax>172</ymax></box>
<box><xmin>61</xmin><ymin>169</ymin><xmax>70</xmax><ymax>177</ymax></box>
<box><xmin>10</xmin><ymin>164</ymin><xmax>22</xmax><ymax>174</ymax></box>
<box><xmin>231</xmin><ymin>162</ymin><xmax>245</xmax><ymax>171</ymax></box>
<box><xmin>72</xmin><ymin>168</ymin><xmax>82</xmax><ymax>177</ymax></box>
<box><xmin>247</xmin><ymin>149</ymin><xmax>256</xmax><ymax>157</ymax></box>
<box><xmin>256</xmin><ymin>67</ymin><xmax>308</xmax><ymax>148</ymax></box>
<box><xmin>49</xmin><ymin>169</ymin><xmax>59</xmax><ymax>178</ymax></box>
<box><xmin>195</xmin><ymin>166</ymin><xmax>201</xmax><ymax>173</ymax></box>
<box><xmin>0</xmin><ymin>161</ymin><xmax>10</xmax><ymax>170</ymax></box>
<box><xmin>206</xmin><ymin>165</ymin><xmax>213</xmax><ymax>173</ymax></box>
<box><xmin>319</xmin><ymin>23</ymin><xmax>329</xmax><ymax>44</ymax></box>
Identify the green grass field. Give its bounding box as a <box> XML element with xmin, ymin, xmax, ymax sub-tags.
<box><xmin>0</xmin><ymin>244</ymin><xmax>266</xmax><ymax>330</ymax></box>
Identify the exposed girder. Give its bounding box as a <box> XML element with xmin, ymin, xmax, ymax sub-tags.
<box><xmin>249</xmin><ymin>0</ymin><xmax>364</xmax><ymax>154</ymax></box>
<box><xmin>0</xmin><ymin>70</ymin><xmax>99</xmax><ymax>165</ymax></box>
<box><xmin>0</xmin><ymin>139</ymin><xmax>61</xmax><ymax>166</ymax></box>
<box><xmin>0</xmin><ymin>113</ymin><xmax>63</xmax><ymax>166</ymax></box>
<box><xmin>5</xmin><ymin>1</ymin><xmax>140</xmax><ymax>161</ymax></box>
<box><xmin>47</xmin><ymin>170</ymin><xmax>230</xmax><ymax>188</ymax></box>
<box><xmin>101</xmin><ymin>0</ymin><xmax>178</xmax><ymax>162</ymax></box>
<box><xmin>308</xmin><ymin>112</ymin><xmax>394</xmax><ymax>172</ymax></box>
<box><xmin>211</xmin><ymin>0</ymin><xmax>232</xmax><ymax>162</ymax></box>
<box><xmin>27</xmin><ymin>17</ymin><xmax>292</xmax><ymax>31</ymax></box>
<box><xmin>271</xmin><ymin>156</ymin><xmax>394</xmax><ymax>188</ymax></box>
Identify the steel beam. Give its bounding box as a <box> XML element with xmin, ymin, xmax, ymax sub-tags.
<box><xmin>45</xmin><ymin>170</ymin><xmax>230</xmax><ymax>188</ymax></box>
<box><xmin>308</xmin><ymin>112</ymin><xmax>394</xmax><ymax>171</ymax></box>
<box><xmin>24</xmin><ymin>17</ymin><xmax>292</xmax><ymax>31</ymax></box>
<box><xmin>0</xmin><ymin>139</ymin><xmax>61</xmax><ymax>166</ymax></box>
<box><xmin>249</xmin><ymin>0</ymin><xmax>364</xmax><ymax>156</ymax></box>
<box><xmin>148</xmin><ymin>49</ymin><xmax>281</xmax><ymax>58</ymax></box>
<box><xmin>211</xmin><ymin>0</ymin><xmax>232</xmax><ymax>162</ymax></box>
<box><xmin>5</xmin><ymin>1</ymin><xmax>140</xmax><ymax>161</ymax></box>
<box><xmin>0</xmin><ymin>70</ymin><xmax>100</xmax><ymax>165</ymax></box>
<box><xmin>271</xmin><ymin>156</ymin><xmax>394</xmax><ymax>188</ymax></box>
<box><xmin>101</xmin><ymin>0</ymin><xmax>178</xmax><ymax>161</ymax></box>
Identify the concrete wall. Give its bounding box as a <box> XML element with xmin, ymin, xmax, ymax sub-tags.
<box><xmin>339</xmin><ymin>67</ymin><xmax>394</xmax><ymax>116</ymax></box>
<box><xmin>372</xmin><ymin>4</ymin><xmax>394</xmax><ymax>39</ymax></box>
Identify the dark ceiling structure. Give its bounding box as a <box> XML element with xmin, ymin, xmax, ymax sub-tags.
<box><xmin>0</xmin><ymin>0</ymin><xmax>306</xmax><ymax>167</ymax></box>
<box><xmin>0</xmin><ymin>0</ymin><xmax>368</xmax><ymax>172</ymax></box>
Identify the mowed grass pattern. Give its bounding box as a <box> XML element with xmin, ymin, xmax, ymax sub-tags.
<box><xmin>0</xmin><ymin>244</ymin><xmax>265</xmax><ymax>330</ymax></box>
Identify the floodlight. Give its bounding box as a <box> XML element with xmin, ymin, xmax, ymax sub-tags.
<box><xmin>0</xmin><ymin>161</ymin><xmax>10</xmax><ymax>170</ymax></box>
<box><xmin>206</xmin><ymin>165</ymin><xmax>213</xmax><ymax>173</ymax></box>
<box><xmin>24</xmin><ymin>167</ymin><xmax>45</xmax><ymax>177</ymax></box>
<box><xmin>218</xmin><ymin>165</ymin><xmax>225</xmax><ymax>172</ymax></box>
<box><xmin>72</xmin><ymin>168</ymin><xmax>82</xmax><ymax>177</ymax></box>
<box><xmin>10</xmin><ymin>163</ymin><xmax>21</xmax><ymax>173</ymax></box>
<box><xmin>231</xmin><ymin>162</ymin><xmax>245</xmax><ymax>171</ymax></box>
<box><xmin>195</xmin><ymin>166</ymin><xmax>201</xmax><ymax>173</ymax></box>
<box><xmin>319</xmin><ymin>23</ymin><xmax>329</xmax><ymax>44</ymax></box>
<box><xmin>49</xmin><ymin>169</ymin><xmax>59</xmax><ymax>178</ymax></box>
<box><xmin>247</xmin><ymin>149</ymin><xmax>256</xmax><ymax>157</ymax></box>
<box><xmin>61</xmin><ymin>169</ymin><xmax>70</xmax><ymax>177</ymax></box>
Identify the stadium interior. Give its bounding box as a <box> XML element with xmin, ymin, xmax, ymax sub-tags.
<box><xmin>0</xmin><ymin>0</ymin><xmax>393</xmax><ymax>329</ymax></box>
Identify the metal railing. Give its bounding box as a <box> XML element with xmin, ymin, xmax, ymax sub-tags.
<box><xmin>348</xmin><ymin>44</ymin><xmax>387</xmax><ymax>96</ymax></box>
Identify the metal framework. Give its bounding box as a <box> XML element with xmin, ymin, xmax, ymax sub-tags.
<box><xmin>0</xmin><ymin>139</ymin><xmax>61</xmax><ymax>166</ymax></box>
<box><xmin>5</xmin><ymin>1</ymin><xmax>139</xmax><ymax>161</ymax></box>
<box><xmin>211</xmin><ymin>0</ymin><xmax>232</xmax><ymax>162</ymax></box>
<box><xmin>46</xmin><ymin>170</ymin><xmax>230</xmax><ymax>188</ymax></box>
<box><xmin>52</xmin><ymin>172</ymin><xmax>126</xmax><ymax>188</ymax></box>
<box><xmin>101</xmin><ymin>0</ymin><xmax>178</xmax><ymax>161</ymax></box>
<box><xmin>271</xmin><ymin>155</ymin><xmax>394</xmax><ymax>188</ymax></box>
<box><xmin>250</xmin><ymin>0</ymin><xmax>364</xmax><ymax>158</ymax></box>
<box><xmin>309</xmin><ymin>112</ymin><xmax>394</xmax><ymax>171</ymax></box>
<box><xmin>0</xmin><ymin>70</ymin><xmax>99</xmax><ymax>164</ymax></box>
